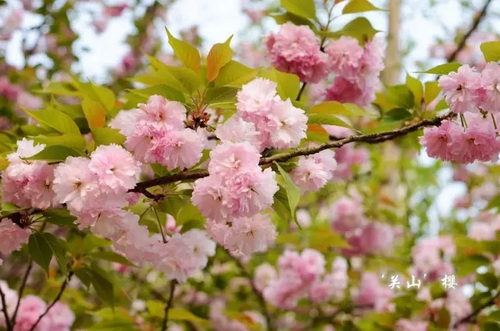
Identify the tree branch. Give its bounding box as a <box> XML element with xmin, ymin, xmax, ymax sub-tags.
<box><xmin>0</xmin><ymin>284</ymin><xmax>12</xmax><ymax>331</ymax></box>
<box><xmin>226</xmin><ymin>250</ymin><xmax>274</xmax><ymax>331</ymax></box>
<box><xmin>28</xmin><ymin>271</ymin><xmax>73</xmax><ymax>331</ymax></box>
<box><xmin>452</xmin><ymin>291</ymin><xmax>500</xmax><ymax>328</ymax></box>
<box><xmin>446</xmin><ymin>0</ymin><xmax>494</xmax><ymax>62</ymax></box>
<box><xmin>11</xmin><ymin>260</ymin><xmax>33</xmax><ymax>326</ymax></box>
<box><xmin>161</xmin><ymin>280</ymin><xmax>177</xmax><ymax>331</ymax></box>
<box><xmin>296</xmin><ymin>82</ymin><xmax>307</xmax><ymax>101</ymax></box>
<box><xmin>130</xmin><ymin>112</ymin><xmax>454</xmax><ymax>191</ymax></box>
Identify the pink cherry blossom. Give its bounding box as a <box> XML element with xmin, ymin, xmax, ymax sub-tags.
<box><xmin>266</xmin><ymin>99</ymin><xmax>308</xmax><ymax>149</ymax></box>
<box><xmin>0</xmin><ymin>281</ymin><xmax>17</xmax><ymax>325</ymax></box>
<box><xmin>191</xmin><ymin>175</ymin><xmax>231</xmax><ymax>221</ymax></box>
<box><xmin>215</xmin><ymin>116</ymin><xmax>262</xmax><ymax>150</ymax></box>
<box><xmin>325</xmin><ymin>76</ymin><xmax>375</xmax><ymax>107</ymax></box>
<box><xmin>479</xmin><ymin>62</ymin><xmax>500</xmax><ymax>112</ymax></box>
<box><xmin>420</xmin><ymin>120</ymin><xmax>459</xmax><ymax>161</ymax></box>
<box><xmin>208</xmin><ymin>142</ymin><xmax>261</xmax><ymax>177</ymax></box>
<box><xmin>254</xmin><ymin>263</ymin><xmax>277</xmax><ymax>292</ymax></box>
<box><xmin>137</xmin><ymin>95</ymin><xmax>186</xmax><ymax>130</ymax></box>
<box><xmin>0</xmin><ymin>219</ymin><xmax>30</xmax><ymax>257</ymax></box>
<box><xmin>46</xmin><ymin>302</ymin><xmax>75</xmax><ymax>331</ymax></box>
<box><xmin>152</xmin><ymin>129</ymin><xmax>205</xmax><ymax>170</ymax></box>
<box><xmin>266</xmin><ymin>23</ymin><xmax>328</xmax><ymax>83</ymax></box>
<box><xmin>89</xmin><ymin>144</ymin><xmax>141</xmax><ymax>193</ymax></box>
<box><xmin>411</xmin><ymin>236</ymin><xmax>455</xmax><ymax>281</ymax></box>
<box><xmin>236</xmin><ymin>78</ymin><xmax>278</xmax><ymax>117</ymax></box>
<box><xmin>353</xmin><ymin>272</ymin><xmax>393</xmax><ymax>311</ymax></box>
<box><xmin>439</xmin><ymin>65</ymin><xmax>483</xmax><ymax>113</ymax></box>
<box><xmin>394</xmin><ymin>319</ymin><xmax>428</xmax><ymax>331</ymax></box>
<box><xmin>334</xmin><ymin>144</ymin><xmax>370</xmax><ymax>180</ymax></box>
<box><xmin>330</xmin><ymin>196</ymin><xmax>366</xmax><ymax>234</ymax></box>
<box><xmin>291</xmin><ymin>150</ymin><xmax>337</xmax><ymax>191</ymax></box>
<box><xmin>325</xmin><ymin>36</ymin><xmax>364</xmax><ymax>77</ymax></box>
<box><xmin>15</xmin><ymin>295</ymin><xmax>48</xmax><ymax>331</ymax></box>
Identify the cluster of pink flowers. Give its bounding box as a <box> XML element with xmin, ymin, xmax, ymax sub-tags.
<box><xmin>330</xmin><ymin>195</ymin><xmax>395</xmax><ymax>256</ymax></box>
<box><xmin>92</xmin><ymin>209</ymin><xmax>215</xmax><ymax>282</ymax></box>
<box><xmin>0</xmin><ymin>219</ymin><xmax>30</xmax><ymax>263</ymax></box>
<box><xmin>394</xmin><ymin>319</ymin><xmax>428</xmax><ymax>331</ymax></box>
<box><xmin>261</xmin><ymin>250</ymin><xmax>348</xmax><ymax>309</ymax></box>
<box><xmin>439</xmin><ymin>63</ymin><xmax>500</xmax><ymax>114</ymax></box>
<box><xmin>421</xmin><ymin>113</ymin><xmax>500</xmax><ymax>164</ymax></box>
<box><xmin>2</xmin><ymin>139</ymin><xmax>58</xmax><ymax>210</ymax></box>
<box><xmin>411</xmin><ymin>236</ymin><xmax>455</xmax><ymax>281</ymax></box>
<box><xmin>0</xmin><ymin>282</ymin><xmax>74</xmax><ymax>331</ymax></box>
<box><xmin>324</xmin><ymin>36</ymin><xmax>385</xmax><ymax>106</ymax></box>
<box><xmin>192</xmin><ymin>141</ymin><xmax>278</xmax><ymax>255</ymax></box>
<box><xmin>265</xmin><ymin>23</ymin><xmax>328</xmax><ymax>83</ymax></box>
<box><xmin>353</xmin><ymin>272</ymin><xmax>393</xmax><ymax>312</ymax></box>
<box><xmin>235</xmin><ymin>78</ymin><xmax>308</xmax><ymax>150</ymax></box>
<box><xmin>209</xmin><ymin>299</ymin><xmax>264</xmax><ymax>331</ymax></box>
<box><xmin>291</xmin><ymin>150</ymin><xmax>337</xmax><ymax>192</ymax></box>
<box><xmin>110</xmin><ymin>95</ymin><xmax>205</xmax><ymax>170</ymax></box>
<box><xmin>52</xmin><ymin>144</ymin><xmax>141</xmax><ymax>228</ymax></box>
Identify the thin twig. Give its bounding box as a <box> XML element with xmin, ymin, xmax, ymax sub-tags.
<box><xmin>129</xmin><ymin>112</ymin><xmax>454</xmax><ymax>191</ymax></box>
<box><xmin>296</xmin><ymin>82</ymin><xmax>307</xmax><ymax>101</ymax></box>
<box><xmin>11</xmin><ymin>260</ymin><xmax>33</xmax><ymax>326</ymax></box>
<box><xmin>161</xmin><ymin>280</ymin><xmax>177</xmax><ymax>331</ymax></box>
<box><xmin>226</xmin><ymin>250</ymin><xmax>274</xmax><ymax>331</ymax></box>
<box><xmin>452</xmin><ymin>291</ymin><xmax>500</xmax><ymax>328</ymax></box>
<box><xmin>0</xmin><ymin>284</ymin><xmax>12</xmax><ymax>331</ymax></box>
<box><xmin>153</xmin><ymin>206</ymin><xmax>167</xmax><ymax>243</ymax></box>
<box><xmin>446</xmin><ymin>0</ymin><xmax>494</xmax><ymax>62</ymax></box>
<box><xmin>28</xmin><ymin>271</ymin><xmax>73</xmax><ymax>331</ymax></box>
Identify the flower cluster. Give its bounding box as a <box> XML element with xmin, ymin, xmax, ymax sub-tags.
<box><xmin>235</xmin><ymin>78</ymin><xmax>308</xmax><ymax>150</ymax></box>
<box><xmin>330</xmin><ymin>195</ymin><xmax>395</xmax><ymax>256</ymax></box>
<box><xmin>0</xmin><ymin>281</ymin><xmax>74</xmax><ymax>331</ymax></box>
<box><xmin>291</xmin><ymin>150</ymin><xmax>337</xmax><ymax>192</ymax></box>
<box><xmin>353</xmin><ymin>272</ymin><xmax>393</xmax><ymax>312</ymax></box>
<box><xmin>325</xmin><ymin>36</ymin><xmax>385</xmax><ymax>106</ymax></box>
<box><xmin>421</xmin><ymin>113</ymin><xmax>500</xmax><ymax>164</ymax></box>
<box><xmin>261</xmin><ymin>249</ymin><xmax>348</xmax><ymax>309</ymax></box>
<box><xmin>439</xmin><ymin>63</ymin><xmax>500</xmax><ymax>114</ymax></box>
<box><xmin>192</xmin><ymin>141</ymin><xmax>278</xmax><ymax>255</ymax></box>
<box><xmin>0</xmin><ymin>219</ymin><xmax>30</xmax><ymax>263</ymax></box>
<box><xmin>411</xmin><ymin>236</ymin><xmax>455</xmax><ymax>281</ymax></box>
<box><xmin>53</xmin><ymin>144</ymin><xmax>141</xmax><ymax>228</ymax></box>
<box><xmin>265</xmin><ymin>23</ymin><xmax>328</xmax><ymax>83</ymax></box>
<box><xmin>2</xmin><ymin>139</ymin><xmax>58</xmax><ymax>210</ymax></box>
<box><xmin>110</xmin><ymin>94</ymin><xmax>205</xmax><ymax>170</ymax></box>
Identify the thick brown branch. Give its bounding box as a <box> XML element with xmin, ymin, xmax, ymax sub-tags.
<box><xmin>446</xmin><ymin>0</ymin><xmax>494</xmax><ymax>62</ymax></box>
<box><xmin>226</xmin><ymin>250</ymin><xmax>274</xmax><ymax>331</ymax></box>
<box><xmin>130</xmin><ymin>112</ymin><xmax>454</xmax><ymax>191</ymax></box>
<box><xmin>453</xmin><ymin>291</ymin><xmax>500</xmax><ymax>328</ymax></box>
<box><xmin>28</xmin><ymin>271</ymin><xmax>73</xmax><ymax>331</ymax></box>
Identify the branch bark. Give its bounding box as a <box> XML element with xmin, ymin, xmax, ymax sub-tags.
<box><xmin>130</xmin><ymin>112</ymin><xmax>454</xmax><ymax>192</ymax></box>
<box><xmin>446</xmin><ymin>0</ymin><xmax>494</xmax><ymax>62</ymax></box>
<box><xmin>11</xmin><ymin>260</ymin><xmax>33</xmax><ymax>327</ymax></box>
<box><xmin>452</xmin><ymin>291</ymin><xmax>500</xmax><ymax>328</ymax></box>
<box><xmin>0</xmin><ymin>284</ymin><xmax>12</xmax><ymax>331</ymax></box>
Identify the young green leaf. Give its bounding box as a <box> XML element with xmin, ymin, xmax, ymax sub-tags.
<box><xmin>307</xmin><ymin>113</ymin><xmax>354</xmax><ymax>129</ymax></box>
<box><xmin>92</xmin><ymin>128</ymin><xmax>126</xmax><ymax>146</ymax></box>
<box><xmin>329</xmin><ymin>17</ymin><xmax>379</xmax><ymax>45</ymax></box>
<box><xmin>480</xmin><ymin>41</ymin><xmax>500</xmax><ymax>62</ymax></box>
<box><xmin>280</xmin><ymin>0</ymin><xmax>316</xmax><ymax>19</ymax></box>
<box><xmin>25</xmin><ymin>109</ymin><xmax>81</xmax><ymax>135</ymax></box>
<box><xmin>406</xmin><ymin>74</ymin><xmax>424</xmax><ymax>106</ymax></box>
<box><xmin>165</xmin><ymin>28</ymin><xmax>201</xmax><ymax>73</ymax></box>
<box><xmin>82</xmin><ymin>97</ymin><xmax>106</xmax><ymax>129</ymax></box>
<box><xmin>214</xmin><ymin>61</ymin><xmax>258</xmax><ymax>87</ymax></box>
<box><xmin>273</xmin><ymin>162</ymin><xmax>301</xmax><ymax>225</ymax></box>
<box><xmin>418</xmin><ymin>62</ymin><xmax>461</xmax><ymax>75</ymax></box>
<box><xmin>29</xmin><ymin>233</ymin><xmax>68</xmax><ymax>274</ymax></box>
<box><xmin>206</xmin><ymin>36</ymin><xmax>234</xmax><ymax>82</ymax></box>
<box><xmin>28</xmin><ymin>145</ymin><xmax>84</xmax><ymax>162</ymax></box>
<box><xmin>342</xmin><ymin>0</ymin><xmax>384</xmax><ymax>14</ymax></box>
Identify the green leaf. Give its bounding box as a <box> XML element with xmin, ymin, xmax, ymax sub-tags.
<box><xmin>418</xmin><ymin>62</ymin><xmax>461</xmax><ymax>75</ymax></box>
<box><xmin>25</xmin><ymin>109</ymin><xmax>81</xmax><ymax>135</ymax></box>
<box><xmin>477</xmin><ymin>272</ymin><xmax>498</xmax><ymax>290</ymax></box>
<box><xmin>280</xmin><ymin>0</ymin><xmax>316</xmax><ymax>19</ymax></box>
<box><xmin>206</xmin><ymin>36</ymin><xmax>234</xmax><ymax>82</ymax></box>
<box><xmin>157</xmin><ymin>65</ymin><xmax>202</xmax><ymax>94</ymax></box>
<box><xmin>343</xmin><ymin>0</ymin><xmax>384</xmax><ymax>14</ymax></box>
<box><xmin>384</xmin><ymin>108</ymin><xmax>413</xmax><ymax>121</ymax></box>
<box><xmin>43</xmin><ymin>209</ymin><xmax>76</xmax><ymax>227</ymax></box>
<box><xmin>271</xmin><ymin>12</ymin><xmax>316</xmax><ymax>29</ymax></box>
<box><xmin>386</xmin><ymin>85</ymin><xmax>415</xmax><ymax>109</ymax></box>
<box><xmin>261</xmin><ymin>68</ymin><xmax>300</xmax><ymax>100</ymax></box>
<box><xmin>75</xmin><ymin>267</ymin><xmax>114</xmax><ymax>304</ymax></box>
<box><xmin>424</xmin><ymin>81</ymin><xmax>441</xmax><ymax>105</ymax></box>
<box><xmin>165</xmin><ymin>28</ymin><xmax>201</xmax><ymax>73</ymax></box>
<box><xmin>480</xmin><ymin>41</ymin><xmax>500</xmax><ymax>62</ymax></box>
<box><xmin>205</xmin><ymin>87</ymin><xmax>238</xmax><ymax>108</ymax></box>
<box><xmin>214</xmin><ymin>61</ymin><xmax>258</xmax><ymax>87</ymax></box>
<box><xmin>90</xmin><ymin>251</ymin><xmax>136</xmax><ymax>267</ymax></box>
<box><xmin>406</xmin><ymin>74</ymin><xmax>424</xmax><ymax>106</ymax></box>
<box><xmin>76</xmin><ymin>81</ymin><xmax>116</xmax><ymax>111</ymax></box>
<box><xmin>309</xmin><ymin>230</ymin><xmax>350</xmax><ymax>251</ymax></box>
<box><xmin>33</xmin><ymin>134</ymin><xmax>86</xmax><ymax>152</ymax></box>
<box><xmin>329</xmin><ymin>17</ymin><xmax>378</xmax><ymax>44</ymax></box>
<box><xmin>310</xmin><ymin>101</ymin><xmax>371</xmax><ymax>117</ymax></box>
<box><xmin>454</xmin><ymin>254</ymin><xmax>490</xmax><ymax>277</ymax></box>
<box><xmin>307</xmin><ymin>113</ymin><xmax>353</xmax><ymax>129</ymax></box>
<box><xmin>29</xmin><ymin>233</ymin><xmax>67</xmax><ymax>274</ymax></box>
<box><xmin>28</xmin><ymin>145</ymin><xmax>84</xmax><ymax>162</ymax></box>
<box><xmin>273</xmin><ymin>162</ymin><xmax>301</xmax><ymax>224</ymax></box>
<box><xmin>82</xmin><ymin>97</ymin><xmax>106</xmax><ymax>129</ymax></box>
<box><xmin>176</xmin><ymin>202</ymin><xmax>204</xmax><ymax>226</ymax></box>
<box><xmin>126</xmin><ymin>85</ymin><xmax>185</xmax><ymax>104</ymax></box>
<box><xmin>92</xmin><ymin>128</ymin><xmax>126</xmax><ymax>146</ymax></box>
